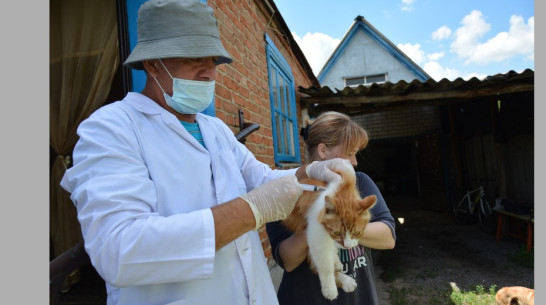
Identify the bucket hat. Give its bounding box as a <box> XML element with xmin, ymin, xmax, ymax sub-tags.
<box><xmin>124</xmin><ymin>0</ymin><xmax>233</xmax><ymax>70</ymax></box>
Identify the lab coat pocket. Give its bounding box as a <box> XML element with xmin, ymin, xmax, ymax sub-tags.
<box><xmin>164</xmin><ymin>299</ymin><xmax>186</xmax><ymax>305</ymax></box>
<box><xmin>212</xmin><ymin>149</ymin><xmax>247</xmax><ymax>194</ymax></box>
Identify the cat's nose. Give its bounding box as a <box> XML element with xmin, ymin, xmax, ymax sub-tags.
<box><xmin>343</xmin><ymin>239</ymin><xmax>357</xmax><ymax>249</ymax></box>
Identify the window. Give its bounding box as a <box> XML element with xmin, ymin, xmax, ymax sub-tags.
<box><xmin>265</xmin><ymin>34</ymin><xmax>300</xmax><ymax>166</ymax></box>
<box><xmin>345</xmin><ymin>74</ymin><xmax>387</xmax><ymax>87</ymax></box>
<box><xmin>366</xmin><ymin>74</ymin><xmax>387</xmax><ymax>84</ymax></box>
<box><xmin>345</xmin><ymin>77</ymin><xmax>365</xmax><ymax>86</ymax></box>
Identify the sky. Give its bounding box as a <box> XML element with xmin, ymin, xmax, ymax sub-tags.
<box><xmin>272</xmin><ymin>0</ymin><xmax>535</xmax><ymax>81</ymax></box>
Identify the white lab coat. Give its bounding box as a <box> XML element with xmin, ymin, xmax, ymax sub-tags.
<box><xmin>61</xmin><ymin>92</ymin><xmax>296</xmax><ymax>305</ymax></box>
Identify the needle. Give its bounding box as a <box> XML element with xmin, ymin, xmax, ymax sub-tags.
<box><xmin>299</xmin><ymin>183</ymin><xmax>326</xmax><ymax>192</ymax></box>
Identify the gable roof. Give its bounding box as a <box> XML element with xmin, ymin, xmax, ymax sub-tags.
<box><xmin>317</xmin><ymin>15</ymin><xmax>431</xmax><ymax>83</ymax></box>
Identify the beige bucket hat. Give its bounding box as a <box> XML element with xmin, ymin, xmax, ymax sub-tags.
<box><xmin>124</xmin><ymin>0</ymin><xmax>233</xmax><ymax>70</ymax></box>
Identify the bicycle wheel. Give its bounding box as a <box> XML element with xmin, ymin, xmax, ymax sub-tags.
<box><xmin>478</xmin><ymin>197</ymin><xmax>496</xmax><ymax>233</ymax></box>
<box><xmin>451</xmin><ymin>190</ymin><xmax>469</xmax><ymax>225</ymax></box>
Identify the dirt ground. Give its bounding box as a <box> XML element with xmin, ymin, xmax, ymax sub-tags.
<box><xmin>373</xmin><ymin>195</ymin><xmax>534</xmax><ymax>305</ymax></box>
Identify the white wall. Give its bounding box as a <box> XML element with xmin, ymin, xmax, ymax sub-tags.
<box><xmin>320</xmin><ymin>30</ymin><xmax>417</xmax><ymax>90</ymax></box>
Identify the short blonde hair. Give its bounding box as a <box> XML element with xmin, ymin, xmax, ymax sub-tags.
<box><xmin>304</xmin><ymin>111</ymin><xmax>369</xmax><ymax>162</ymax></box>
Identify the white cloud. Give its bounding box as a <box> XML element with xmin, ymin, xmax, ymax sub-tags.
<box><xmin>451</xmin><ymin>10</ymin><xmax>491</xmax><ymax>61</ymax></box>
<box><xmin>397</xmin><ymin>44</ymin><xmax>465</xmax><ymax>81</ymax></box>
<box><xmin>292</xmin><ymin>32</ymin><xmax>341</xmax><ymax>75</ymax></box>
<box><xmin>470</xmin><ymin>15</ymin><xmax>534</xmax><ymax>64</ymax></box>
<box><xmin>451</xmin><ymin>11</ymin><xmax>534</xmax><ymax>65</ymax></box>
<box><xmin>463</xmin><ymin>72</ymin><xmax>488</xmax><ymax>80</ymax></box>
<box><xmin>424</xmin><ymin>61</ymin><xmax>488</xmax><ymax>81</ymax></box>
<box><xmin>400</xmin><ymin>0</ymin><xmax>415</xmax><ymax>11</ymax></box>
<box><xmin>432</xmin><ymin>26</ymin><xmax>451</xmax><ymax>41</ymax></box>
<box><xmin>397</xmin><ymin>43</ymin><xmax>426</xmax><ymax>65</ymax></box>
<box><xmin>423</xmin><ymin>61</ymin><xmax>461</xmax><ymax>81</ymax></box>
<box><xmin>427</xmin><ymin>52</ymin><xmax>445</xmax><ymax>61</ymax></box>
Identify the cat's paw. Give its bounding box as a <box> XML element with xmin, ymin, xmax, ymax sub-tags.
<box><xmin>319</xmin><ymin>273</ymin><xmax>338</xmax><ymax>300</ymax></box>
<box><xmin>334</xmin><ymin>259</ymin><xmax>343</xmax><ymax>271</ymax></box>
<box><xmin>321</xmin><ymin>285</ymin><xmax>338</xmax><ymax>300</ymax></box>
<box><xmin>337</xmin><ymin>273</ymin><xmax>357</xmax><ymax>292</ymax></box>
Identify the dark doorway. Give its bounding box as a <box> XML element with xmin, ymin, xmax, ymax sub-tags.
<box><xmin>357</xmin><ymin>137</ymin><xmax>420</xmax><ymax>197</ymax></box>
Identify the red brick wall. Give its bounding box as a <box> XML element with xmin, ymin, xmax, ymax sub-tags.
<box><xmin>206</xmin><ymin>0</ymin><xmax>316</xmax><ymax>263</ymax></box>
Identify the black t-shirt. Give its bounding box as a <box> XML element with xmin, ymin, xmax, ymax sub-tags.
<box><xmin>266</xmin><ymin>172</ymin><xmax>396</xmax><ymax>305</ymax></box>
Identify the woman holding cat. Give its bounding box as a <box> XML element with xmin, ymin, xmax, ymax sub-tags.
<box><xmin>266</xmin><ymin>111</ymin><xmax>396</xmax><ymax>305</ymax></box>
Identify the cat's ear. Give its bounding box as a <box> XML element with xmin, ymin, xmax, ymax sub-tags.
<box><xmin>359</xmin><ymin>194</ymin><xmax>377</xmax><ymax>211</ymax></box>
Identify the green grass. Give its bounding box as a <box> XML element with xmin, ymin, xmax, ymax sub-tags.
<box><xmin>450</xmin><ymin>284</ymin><xmax>497</xmax><ymax>305</ymax></box>
<box><xmin>386</xmin><ymin>283</ymin><xmax>499</xmax><ymax>305</ymax></box>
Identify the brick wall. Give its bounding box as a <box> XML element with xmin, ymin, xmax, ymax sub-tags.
<box><xmin>207</xmin><ymin>0</ymin><xmax>316</xmax><ymax>263</ymax></box>
<box><xmin>353</xmin><ymin>105</ymin><xmax>441</xmax><ymax>140</ymax></box>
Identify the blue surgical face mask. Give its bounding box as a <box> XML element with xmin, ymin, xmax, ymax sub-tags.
<box><xmin>153</xmin><ymin>59</ymin><xmax>215</xmax><ymax>114</ymax></box>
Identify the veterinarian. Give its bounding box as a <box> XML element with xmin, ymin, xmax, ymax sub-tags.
<box><xmin>60</xmin><ymin>1</ymin><xmax>353</xmax><ymax>304</ymax></box>
<box><xmin>266</xmin><ymin>111</ymin><xmax>397</xmax><ymax>305</ymax></box>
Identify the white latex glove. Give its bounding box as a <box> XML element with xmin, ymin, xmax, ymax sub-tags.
<box><xmin>240</xmin><ymin>175</ymin><xmax>303</xmax><ymax>230</ymax></box>
<box><xmin>305</xmin><ymin>158</ymin><xmax>355</xmax><ymax>183</ymax></box>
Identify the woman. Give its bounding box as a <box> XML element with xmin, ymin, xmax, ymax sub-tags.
<box><xmin>266</xmin><ymin>111</ymin><xmax>396</xmax><ymax>305</ymax></box>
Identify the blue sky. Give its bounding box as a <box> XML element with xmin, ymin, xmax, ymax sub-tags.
<box><xmin>273</xmin><ymin>0</ymin><xmax>534</xmax><ymax>81</ymax></box>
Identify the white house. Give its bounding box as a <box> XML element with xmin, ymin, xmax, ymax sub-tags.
<box><xmin>317</xmin><ymin>15</ymin><xmax>430</xmax><ymax>90</ymax></box>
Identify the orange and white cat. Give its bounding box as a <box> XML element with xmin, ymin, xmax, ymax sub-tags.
<box><xmin>283</xmin><ymin>169</ymin><xmax>377</xmax><ymax>300</ymax></box>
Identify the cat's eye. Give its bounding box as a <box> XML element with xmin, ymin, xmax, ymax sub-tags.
<box><xmin>333</xmin><ymin>231</ymin><xmax>342</xmax><ymax>236</ymax></box>
<box><xmin>352</xmin><ymin>231</ymin><xmax>360</xmax><ymax>236</ymax></box>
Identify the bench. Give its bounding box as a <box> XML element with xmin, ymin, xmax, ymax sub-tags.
<box><xmin>493</xmin><ymin>208</ymin><xmax>534</xmax><ymax>252</ymax></box>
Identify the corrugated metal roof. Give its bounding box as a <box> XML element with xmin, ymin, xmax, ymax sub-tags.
<box><xmin>299</xmin><ymin>69</ymin><xmax>534</xmax><ymax>116</ymax></box>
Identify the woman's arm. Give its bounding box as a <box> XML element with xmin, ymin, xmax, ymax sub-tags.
<box><xmin>266</xmin><ymin>221</ymin><xmax>310</xmax><ymax>272</ymax></box>
<box><xmin>356</xmin><ymin>172</ymin><xmax>397</xmax><ymax>249</ymax></box>
<box><xmin>277</xmin><ymin>230</ymin><xmax>309</xmax><ymax>272</ymax></box>
<box><xmin>358</xmin><ymin>221</ymin><xmax>395</xmax><ymax>249</ymax></box>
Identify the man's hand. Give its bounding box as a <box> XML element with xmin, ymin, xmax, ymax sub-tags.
<box><xmin>305</xmin><ymin>158</ymin><xmax>355</xmax><ymax>183</ymax></box>
<box><xmin>240</xmin><ymin>175</ymin><xmax>303</xmax><ymax>230</ymax></box>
